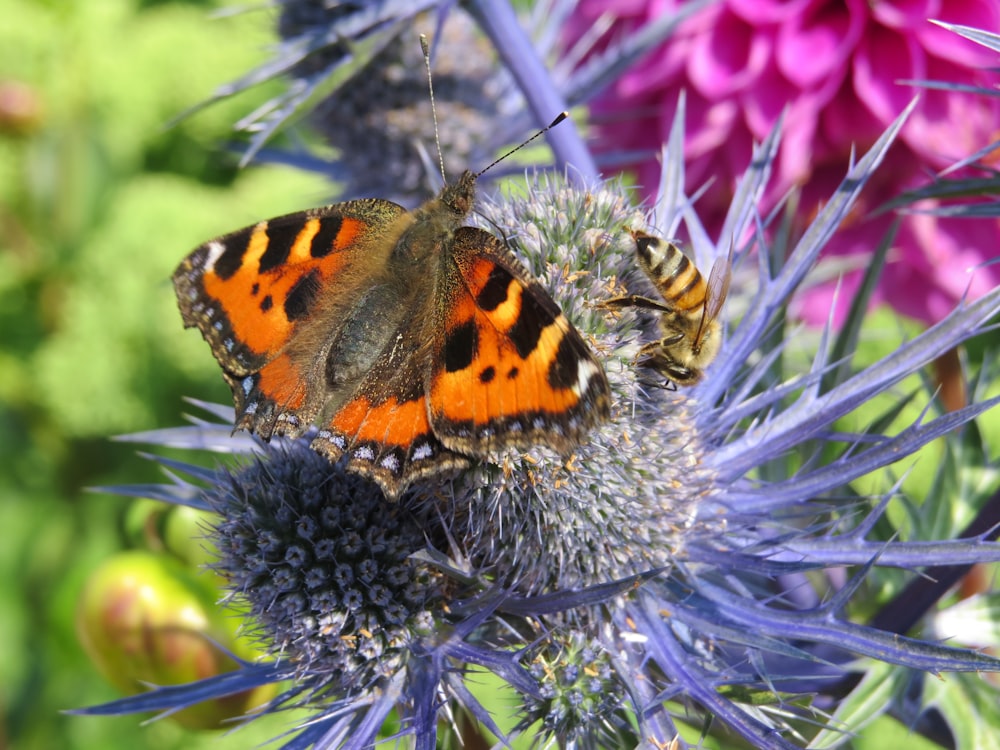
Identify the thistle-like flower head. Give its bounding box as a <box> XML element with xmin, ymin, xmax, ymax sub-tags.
<box><xmin>82</xmin><ymin>123</ymin><xmax>1000</xmax><ymax>745</ymax></box>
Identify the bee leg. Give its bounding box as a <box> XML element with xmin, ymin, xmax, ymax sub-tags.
<box><xmin>633</xmin><ymin>343</ymin><xmax>670</xmax><ymax>377</ymax></box>
<box><xmin>658</xmin><ymin>327</ymin><xmax>686</xmax><ymax>347</ymax></box>
<box><xmin>637</xmin><ymin>345</ymin><xmax>699</xmax><ymax>386</ymax></box>
<box><xmin>636</xmin><ymin>341</ymin><xmax>661</xmax><ymax>359</ymax></box>
<box><xmin>664</xmin><ymin>365</ymin><xmax>697</xmax><ymax>384</ymax></box>
<box><xmin>601</xmin><ymin>294</ymin><xmax>671</xmax><ymax>313</ymax></box>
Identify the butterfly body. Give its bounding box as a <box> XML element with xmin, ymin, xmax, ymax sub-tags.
<box><xmin>174</xmin><ymin>171</ymin><xmax>610</xmax><ymax>498</ymax></box>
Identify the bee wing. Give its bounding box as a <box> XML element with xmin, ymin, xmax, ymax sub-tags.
<box><xmin>693</xmin><ymin>243</ymin><xmax>733</xmax><ymax>346</ymax></box>
<box><xmin>704</xmin><ymin>244</ymin><xmax>733</xmax><ymax>322</ymax></box>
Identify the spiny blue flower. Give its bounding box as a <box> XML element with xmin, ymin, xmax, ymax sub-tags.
<box><xmin>81</xmin><ymin>109</ymin><xmax>1000</xmax><ymax>747</ymax></box>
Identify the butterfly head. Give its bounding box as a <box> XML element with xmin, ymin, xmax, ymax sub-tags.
<box><xmin>438</xmin><ymin>170</ymin><xmax>477</xmax><ymax>218</ymax></box>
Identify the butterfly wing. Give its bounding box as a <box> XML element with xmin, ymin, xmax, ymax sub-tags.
<box><xmin>176</xmin><ymin>207</ymin><xmax>609</xmax><ymax>498</ymax></box>
<box><xmin>427</xmin><ymin>227</ymin><xmax>611</xmax><ymax>457</ymax></box>
<box><xmin>173</xmin><ymin>199</ymin><xmax>407</xmax><ymax>439</ymax></box>
<box><xmin>310</xmin><ymin>327</ymin><xmax>470</xmax><ymax>500</ymax></box>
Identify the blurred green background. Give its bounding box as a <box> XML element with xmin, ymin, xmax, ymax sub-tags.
<box><xmin>2</xmin><ymin>1</ymin><xmax>997</xmax><ymax>749</ymax></box>
<box><xmin>1</xmin><ymin>1</ymin><xmax>330</xmax><ymax>747</ymax></box>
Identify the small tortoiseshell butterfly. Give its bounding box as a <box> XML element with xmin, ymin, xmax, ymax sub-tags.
<box><xmin>173</xmin><ymin>166</ymin><xmax>611</xmax><ymax>498</ymax></box>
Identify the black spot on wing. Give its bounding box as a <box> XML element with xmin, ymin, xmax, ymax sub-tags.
<box><xmin>259</xmin><ymin>222</ymin><xmax>297</xmax><ymax>273</ymax></box>
<box><xmin>310</xmin><ymin>216</ymin><xmax>343</xmax><ymax>258</ymax></box>
<box><xmin>479</xmin><ymin>366</ymin><xmax>495</xmax><ymax>383</ymax></box>
<box><xmin>212</xmin><ymin>236</ymin><xmax>249</xmax><ymax>281</ymax></box>
<box><xmin>285</xmin><ymin>269</ymin><xmax>321</xmax><ymax>321</ymax></box>
<box><xmin>548</xmin><ymin>334</ymin><xmax>581</xmax><ymax>391</ymax></box>
<box><xmin>260</xmin><ymin>295</ymin><xmax>273</xmax><ymax>312</ymax></box>
<box><xmin>509</xmin><ymin>292</ymin><xmax>557</xmax><ymax>359</ymax></box>
<box><xmin>444</xmin><ymin>319</ymin><xmax>477</xmax><ymax>373</ymax></box>
<box><xmin>476</xmin><ymin>265</ymin><xmax>511</xmax><ymax>311</ymax></box>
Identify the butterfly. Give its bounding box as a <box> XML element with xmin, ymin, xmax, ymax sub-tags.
<box><xmin>173</xmin><ymin>169</ymin><xmax>611</xmax><ymax>499</ymax></box>
<box><xmin>603</xmin><ymin>230</ymin><xmax>730</xmax><ymax>386</ymax></box>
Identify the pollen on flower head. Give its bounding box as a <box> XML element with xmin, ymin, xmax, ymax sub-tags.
<box><xmin>520</xmin><ymin>629</ymin><xmax>633</xmax><ymax>745</ymax></box>
<box><xmin>207</xmin><ymin>444</ymin><xmax>445</xmax><ymax>693</ymax></box>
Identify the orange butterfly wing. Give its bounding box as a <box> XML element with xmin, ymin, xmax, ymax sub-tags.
<box><xmin>173</xmin><ymin>199</ymin><xmax>407</xmax><ymax>439</ymax></box>
<box><xmin>428</xmin><ymin>227</ymin><xmax>610</xmax><ymax>456</ymax></box>
<box><xmin>175</xmin><ymin>187</ymin><xmax>611</xmax><ymax>499</ymax></box>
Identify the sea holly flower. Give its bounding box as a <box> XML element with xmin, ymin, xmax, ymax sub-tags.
<box><xmin>78</xmin><ymin>99</ymin><xmax>1000</xmax><ymax>747</ymax></box>
<box><xmin>562</xmin><ymin>0</ymin><xmax>1000</xmax><ymax>327</ymax></box>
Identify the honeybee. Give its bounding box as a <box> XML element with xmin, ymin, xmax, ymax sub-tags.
<box><xmin>604</xmin><ymin>230</ymin><xmax>731</xmax><ymax>386</ymax></box>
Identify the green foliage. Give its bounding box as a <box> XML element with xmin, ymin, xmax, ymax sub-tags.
<box><xmin>0</xmin><ymin>1</ymin><xmax>329</xmax><ymax>748</ymax></box>
<box><xmin>926</xmin><ymin>672</ymin><xmax>1000</xmax><ymax>750</ymax></box>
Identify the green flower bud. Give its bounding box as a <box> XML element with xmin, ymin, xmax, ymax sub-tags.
<box><xmin>76</xmin><ymin>550</ymin><xmax>274</xmax><ymax>729</ymax></box>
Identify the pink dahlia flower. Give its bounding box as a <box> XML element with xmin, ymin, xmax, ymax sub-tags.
<box><xmin>565</xmin><ymin>0</ymin><xmax>1000</xmax><ymax>326</ymax></box>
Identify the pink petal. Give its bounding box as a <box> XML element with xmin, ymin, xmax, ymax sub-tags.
<box><xmin>775</xmin><ymin>102</ymin><xmax>822</xmax><ymax>190</ymax></box>
<box><xmin>818</xmin><ymin>77</ymin><xmax>886</xmax><ymax>156</ymax></box>
<box><xmin>908</xmin><ymin>211</ymin><xmax>1000</xmax><ymax>300</ymax></box>
<box><xmin>901</xmin><ymin>56</ymin><xmax>1000</xmax><ymax>165</ymax></box>
<box><xmin>853</xmin><ymin>25</ymin><xmax>924</xmax><ymax>125</ymax></box>
<box><xmin>871</xmin><ymin>0</ymin><xmax>939</xmax><ymax>30</ymax></box>
<box><xmin>680</xmin><ymin>90</ymin><xmax>741</xmax><ymax>160</ymax></box>
<box><xmin>616</xmin><ymin>43</ymin><xmax>688</xmax><ymax>98</ymax></box>
<box><xmin>792</xmin><ymin>272</ymin><xmax>867</xmax><ymax>327</ymax></box>
<box><xmin>916</xmin><ymin>0</ymin><xmax>1000</xmax><ymax>67</ymax></box>
<box><xmin>740</xmin><ymin>61</ymin><xmax>795</xmax><ymax>139</ymax></box>
<box><xmin>674</xmin><ymin>2</ymin><xmax>724</xmax><ymax>35</ymax></box>
<box><xmin>776</xmin><ymin>0</ymin><xmax>869</xmax><ymax>89</ymax></box>
<box><xmin>877</xmin><ymin>223</ymin><xmax>965</xmax><ymax>325</ymax></box>
<box><xmin>688</xmin><ymin>9</ymin><xmax>772</xmax><ymax>97</ymax></box>
<box><xmin>791</xmin><ymin>212</ymin><xmax>897</xmax><ymax>326</ymax></box>
<box><xmin>727</xmin><ymin>0</ymin><xmax>818</xmax><ymax>25</ymax></box>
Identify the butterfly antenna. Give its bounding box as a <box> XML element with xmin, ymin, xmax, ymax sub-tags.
<box><xmin>475</xmin><ymin>111</ymin><xmax>568</xmax><ymax>179</ymax></box>
<box><xmin>420</xmin><ymin>34</ymin><xmax>448</xmax><ymax>184</ymax></box>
